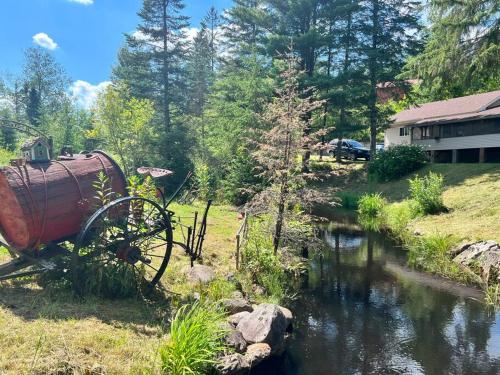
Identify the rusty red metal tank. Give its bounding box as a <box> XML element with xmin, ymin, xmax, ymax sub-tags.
<box><xmin>0</xmin><ymin>151</ymin><xmax>127</xmax><ymax>251</ymax></box>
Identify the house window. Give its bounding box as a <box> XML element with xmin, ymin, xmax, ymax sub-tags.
<box><xmin>421</xmin><ymin>126</ymin><xmax>431</xmax><ymax>139</ymax></box>
<box><xmin>399</xmin><ymin>127</ymin><xmax>410</xmax><ymax>136</ymax></box>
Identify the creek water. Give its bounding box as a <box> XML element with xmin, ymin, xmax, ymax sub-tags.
<box><xmin>262</xmin><ymin>212</ymin><xmax>500</xmax><ymax>374</ymax></box>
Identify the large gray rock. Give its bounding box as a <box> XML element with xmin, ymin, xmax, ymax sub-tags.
<box><xmin>452</xmin><ymin>241</ymin><xmax>500</xmax><ymax>283</ymax></box>
<box><xmin>228</xmin><ymin>311</ymin><xmax>251</xmax><ymax>327</ymax></box>
<box><xmin>185</xmin><ymin>264</ymin><xmax>215</xmax><ymax>284</ymax></box>
<box><xmin>221</xmin><ymin>298</ymin><xmax>253</xmax><ymax>315</ymax></box>
<box><xmin>244</xmin><ymin>343</ymin><xmax>272</xmax><ymax>367</ymax></box>
<box><xmin>216</xmin><ymin>353</ymin><xmax>246</xmax><ymax>375</ymax></box>
<box><xmin>236</xmin><ymin>303</ymin><xmax>287</xmax><ymax>353</ymax></box>
<box><xmin>225</xmin><ymin>330</ymin><xmax>247</xmax><ymax>353</ymax></box>
<box><xmin>278</xmin><ymin>306</ymin><xmax>293</xmax><ymax>332</ymax></box>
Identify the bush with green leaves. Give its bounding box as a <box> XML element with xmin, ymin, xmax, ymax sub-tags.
<box><xmin>368</xmin><ymin>144</ymin><xmax>427</xmax><ymax>182</ymax></box>
<box><xmin>409</xmin><ymin>172</ymin><xmax>446</xmax><ymax>214</ymax></box>
<box><xmin>357</xmin><ymin>193</ymin><xmax>387</xmax><ymax>231</ymax></box>
<box><xmin>159</xmin><ymin>301</ymin><xmax>227</xmax><ymax>375</ymax></box>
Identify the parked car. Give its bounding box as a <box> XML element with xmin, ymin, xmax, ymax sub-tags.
<box><xmin>376</xmin><ymin>143</ymin><xmax>385</xmax><ymax>152</ymax></box>
<box><xmin>328</xmin><ymin>139</ymin><xmax>371</xmax><ymax>161</ymax></box>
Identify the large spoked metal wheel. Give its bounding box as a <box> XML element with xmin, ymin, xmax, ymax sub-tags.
<box><xmin>72</xmin><ymin>196</ymin><xmax>173</xmax><ymax>294</ymax></box>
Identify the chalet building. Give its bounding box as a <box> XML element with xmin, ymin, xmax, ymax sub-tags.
<box><xmin>384</xmin><ymin>90</ymin><xmax>500</xmax><ymax>163</ymax></box>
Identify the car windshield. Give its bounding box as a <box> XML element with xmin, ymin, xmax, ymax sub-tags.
<box><xmin>347</xmin><ymin>140</ymin><xmax>364</xmax><ymax>148</ymax></box>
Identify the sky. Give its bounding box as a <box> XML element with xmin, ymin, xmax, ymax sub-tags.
<box><xmin>0</xmin><ymin>0</ymin><xmax>232</xmax><ymax>107</ymax></box>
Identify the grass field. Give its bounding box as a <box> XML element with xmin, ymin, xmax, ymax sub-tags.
<box><xmin>0</xmin><ymin>202</ymin><xmax>240</xmax><ymax>374</ymax></box>
<box><xmin>319</xmin><ymin>159</ymin><xmax>500</xmax><ymax>242</ymax></box>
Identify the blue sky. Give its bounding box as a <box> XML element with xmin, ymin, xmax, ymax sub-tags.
<box><xmin>0</xmin><ymin>0</ymin><xmax>231</xmax><ymax>106</ymax></box>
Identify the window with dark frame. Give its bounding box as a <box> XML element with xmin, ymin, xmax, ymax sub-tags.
<box><xmin>399</xmin><ymin>127</ymin><xmax>409</xmax><ymax>136</ymax></box>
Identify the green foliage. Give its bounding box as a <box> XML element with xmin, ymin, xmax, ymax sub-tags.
<box><xmin>409</xmin><ymin>172</ymin><xmax>446</xmax><ymax>214</ymax></box>
<box><xmin>357</xmin><ymin>193</ymin><xmax>387</xmax><ymax>231</ymax></box>
<box><xmin>93</xmin><ymin>84</ymin><xmax>156</xmax><ymax>177</ymax></box>
<box><xmin>485</xmin><ymin>284</ymin><xmax>500</xmax><ymax>310</ymax></box>
<box><xmin>194</xmin><ymin>160</ymin><xmax>212</xmax><ymax>201</ymax></box>
<box><xmin>159</xmin><ymin>301</ymin><xmax>227</xmax><ymax>375</ymax></box>
<box><xmin>382</xmin><ymin>200</ymin><xmax>420</xmax><ymax>240</ymax></box>
<box><xmin>128</xmin><ymin>175</ymin><xmax>156</xmax><ymax>200</ymax></box>
<box><xmin>0</xmin><ymin>148</ymin><xmax>15</xmax><ymax>166</ymax></box>
<box><xmin>368</xmin><ymin>145</ymin><xmax>427</xmax><ymax>182</ymax></box>
<box><xmin>406</xmin><ymin>233</ymin><xmax>471</xmax><ymax>283</ymax></box>
<box><xmin>242</xmin><ymin>221</ymin><xmax>288</xmax><ymax>304</ymax></box>
<box><xmin>92</xmin><ymin>171</ymin><xmax>114</xmax><ymax>207</ymax></box>
<box><xmin>402</xmin><ymin>0</ymin><xmax>499</xmax><ymax>99</ymax></box>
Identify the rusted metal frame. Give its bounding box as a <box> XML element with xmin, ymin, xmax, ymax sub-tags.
<box><xmin>235</xmin><ymin>211</ymin><xmax>249</xmax><ymax>270</ymax></box>
<box><xmin>0</xmin><ymin>243</ymin><xmax>71</xmax><ymax>281</ymax></box>
<box><xmin>193</xmin><ymin>200</ymin><xmax>212</xmax><ymax>264</ymax></box>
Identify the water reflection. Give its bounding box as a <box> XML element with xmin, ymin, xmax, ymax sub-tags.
<box><xmin>277</xmin><ymin>228</ymin><xmax>500</xmax><ymax>375</ymax></box>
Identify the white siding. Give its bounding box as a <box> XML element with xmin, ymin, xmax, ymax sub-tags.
<box><xmin>384</xmin><ymin>127</ymin><xmax>411</xmax><ymax>148</ymax></box>
<box><xmin>413</xmin><ymin>133</ymin><xmax>500</xmax><ymax>150</ymax></box>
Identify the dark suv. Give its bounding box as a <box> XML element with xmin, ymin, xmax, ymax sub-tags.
<box><xmin>328</xmin><ymin>139</ymin><xmax>371</xmax><ymax>161</ymax></box>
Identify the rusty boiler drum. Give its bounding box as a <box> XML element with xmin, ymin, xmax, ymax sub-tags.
<box><xmin>0</xmin><ymin>151</ymin><xmax>127</xmax><ymax>251</ymax></box>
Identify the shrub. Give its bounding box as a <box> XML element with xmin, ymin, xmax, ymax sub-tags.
<box><xmin>409</xmin><ymin>172</ymin><xmax>446</xmax><ymax>214</ymax></box>
<box><xmin>159</xmin><ymin>301</ymin><xmax>227</xmax><ymax>375</ymax></box>
<box><xmin>406</xmin><ymin>233</ymin><xmax>473</xmax><ymax>283</ymax></box>
<box><xmin>368</xmin><ymin>144</ymin><xmax>427</xmax><ymax>182</ymax></box>
<box><xmin>358</xmin><ymin>193</ymin><xmax>386</xmax><ymax>231</ymax></box>
<box><xmin>383</xmin><ymin>199</ymin><xmax>420</xmax><ymax>240</ymax></box>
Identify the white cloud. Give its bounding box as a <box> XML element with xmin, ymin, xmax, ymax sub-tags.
<box><xmin>32</xmin><ymin>33</ymin><xmax>58</xmax><ymax>50</ymax></box>
<box><xmin>68</xmin><ymin>0</ymin><xmax>94</xmax><ymax>5</ymax></box>
<box><xmin>183</xmin><ymin>27</ymin><xmax>199</xmax><ymax>43</ymax></box>
<box><xmin>70</xmin><ymin>80</ymin><xmax>111</xmax><ymax>109</ymax></box>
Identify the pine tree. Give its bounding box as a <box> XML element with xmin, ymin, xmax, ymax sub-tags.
<box><xmin>202</xmin><ymin>6</ymin><xmax>221</xmax><ymax>72</ymax></box>
<box><xmin>187</xmin><ymin>27</ymin><xmax>212</xmax><ymax>118</ymax></box>
<box><xmin>321</xmin><ymin>0</ymin><xmax>366</xmax><ymax>162</ymax></box>
<box><xmin>403</xmin><ymin>0</ymin><xmax>499</xmax><ymax>99</ymax></box>
<box><xmin>223</xmin><ymin>0</ymin><xmax>271</xmax><ymax>60</ymax></box>
<box><xmin>128</xmin><ymin>0</ymin><xmax>189</xmax><ymax>131</ymax></box>
<box><xmin>359</xmin><ymin>0</ymin><xmax>422</xmax><ymax>154</ymax></box>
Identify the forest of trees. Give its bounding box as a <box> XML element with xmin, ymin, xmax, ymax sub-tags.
<box><xmin>1</xmin><ymin>0</ymin><xmax>498</xmax><ymax>205</ymax></box>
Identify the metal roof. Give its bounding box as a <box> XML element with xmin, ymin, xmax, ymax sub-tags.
<box><xmin>392</xmin><ymin>90</ymin><xmax>500</xmax><ymax>127</ymax></box>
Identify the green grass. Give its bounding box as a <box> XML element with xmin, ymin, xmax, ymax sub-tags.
<box><xmin>328</xmin><ymin>163</ymin><xmax>500</xmax><ymax>242</ymax></box>
<box><xmin>159</xmin><ymin>300</ymin><xmax>227</xmax><ymax>375</ymax></box>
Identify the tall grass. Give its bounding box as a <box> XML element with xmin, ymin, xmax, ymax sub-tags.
<box><xmin>409</xmin><ymin>172</ymin><xmax>446</xmax><ymax>214</ymax></box>
<box><xmin>406</xmin><ymin>233</ymin><xmax>473</xmax><ymax>283</ymax></box>
<box><xmin>159</xmin><ymin>301</ymin><xmax>228</xmax><ymax>375</ymax></box>
<box><xmin>357</xmin><ymin>193</ymin><xmax>386</xmax><ymax>231</ymax></box>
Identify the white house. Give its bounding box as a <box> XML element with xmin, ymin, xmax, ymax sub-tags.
<box><xmin>385</xmin><ymin>90</ymin><xmax>500</xmax><ymax>163</ymax></box>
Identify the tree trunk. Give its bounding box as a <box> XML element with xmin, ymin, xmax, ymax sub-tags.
<box><xmin>368</xmin><ymin>0</ymin><xmax>379</xmax><ymax>156</ymax></box>
<box><xmin>162</xmin><ymin>1</ymin><xmax>171</xmax><ymax>131</ymax></box>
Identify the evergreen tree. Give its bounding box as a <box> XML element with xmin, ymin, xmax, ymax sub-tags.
<box><xmin>127</xmin><ymin>0</ymin><xmax>189</xmax><ymax>131</ymax></box>
<box><xmin>202</xmin><ymin>6</ymin><xmax>221</xmax><ymax>72</ymax></box>
<box><xmin>223</xmin><ymin>0</ymin><xmax>271</xmax><ymax>60</ymax></box>
<box><xmin>359</xmin><ymin>0</ymin><xmax>422</xmax><ymax>154</ymax></box>
<box><xmin>321</xmin><ymin>0</ymin><xmax>366</xmax><ymax>162</ymax></box>
<box><xmin>403</xmin><ymin>0</ymin><xmax>499</xmax><ymax>99</ymax></box>
<box><xmin>21</xmin><ymin>47</ymin><xmax>70</xmax><ymax>126</ymax></box>
<box><xmin>186</xmin><ymin>26</ymin><xmax>212</xmax><ymax>118</ymax></box>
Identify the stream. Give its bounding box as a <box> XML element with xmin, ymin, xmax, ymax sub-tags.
<box><xmin>263</xmin><ymin>212</ymin><xmax>500</xmax><ymax>374</ymax></box>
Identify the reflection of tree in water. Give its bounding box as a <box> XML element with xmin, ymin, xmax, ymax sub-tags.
<box><xmin>286</xmin><ymin>230</ymin><xmax>500</xmax><ymax>374</ymax></box>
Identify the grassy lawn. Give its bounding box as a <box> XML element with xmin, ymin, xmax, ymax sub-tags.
<box><xmin>0</xmin><ymin>203</ymin><xmax>240</xmax><ymax>374</ymax></box>
<box><xmin>320</xmin><ymin>160</ymin><xmax>500</xmax><ymax>242</ymax></box>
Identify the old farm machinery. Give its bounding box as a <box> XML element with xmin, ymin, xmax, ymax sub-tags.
<box><xmin>0</xmin><ymin>118</ymin><xmax>211</xmax><ymax>293</ymax></box>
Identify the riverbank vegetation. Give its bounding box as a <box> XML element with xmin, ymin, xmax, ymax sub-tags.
<box><xmin>354</xmin><ymin>164</ymin><xmax>500</xmax><ymax>307</ymax></box>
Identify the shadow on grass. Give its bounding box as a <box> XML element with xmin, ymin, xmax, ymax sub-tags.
<box><xmin>0</xmin><ymin>280</ymin><xmax>172</xmax><ymax>329</ymax></box>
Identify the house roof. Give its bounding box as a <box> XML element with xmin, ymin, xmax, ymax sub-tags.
<box><xmin>21</xmin><ymin>137</ymin><xmax>49</xmax><ymax>150</ymax></box>
<box><xmin>392</xmin><ymin>90</ymin><xmax>500</xmax><ymax>127</ymax></box>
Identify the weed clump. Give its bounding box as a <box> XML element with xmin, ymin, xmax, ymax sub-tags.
<box><xmin>159</xmin><ymin>301</ymin><xmax>227</xmax><ymax>375</ymax></box>
<box><xmin>357</xmin><ymin>193</ymin><xmax>387</xmax><ymax>231</ymax></box>
<box><xmin>409</xmin><ymin>172</ymin><xmax>446</xmax><ymax>214</ymax></box>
